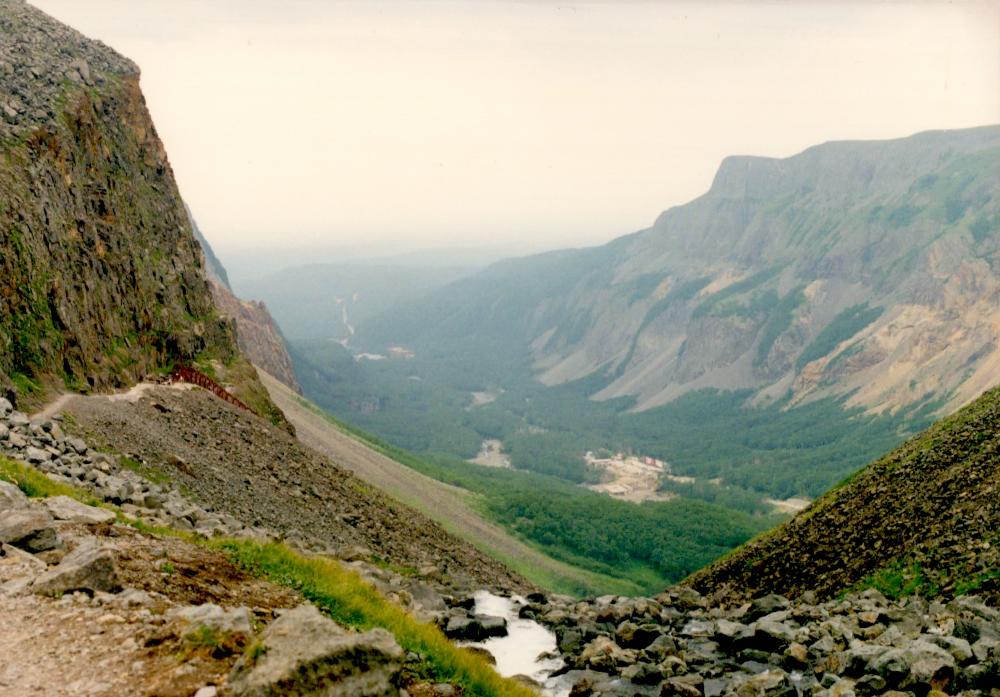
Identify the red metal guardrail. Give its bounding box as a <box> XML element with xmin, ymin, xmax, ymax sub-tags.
<box><xmin>169</xmin><ymin>365</ymin><xmax>254</xmax><ymax>414</ymax></box>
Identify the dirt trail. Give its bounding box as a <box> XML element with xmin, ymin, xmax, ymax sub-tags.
<box><xmin>29</xmin><ymin>392</ymin><xmax>73</xmax><ymax>421</ymax></box>
<box><xmin>258</xmin><ymin>369</ymin><xmax>613</xmax><ymax>594</ymax></box>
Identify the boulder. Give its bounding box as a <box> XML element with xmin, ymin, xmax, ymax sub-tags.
<box><xmin>66</xmin><ymin>437</ymin><xmax>88</xmax><ymax>455</ymax></box>
<box><xmin>734</xmin><ymin>668</ymin><xmax>792</xmax><ymax>697</ymax></box>
<box><xmin>32</xmin><ymin>541</ymin><xmax>119</xmax><ymax>595</ymax></box>
<box><xmin>24</xmin><ymin>446</ymin><xmax>51</xmax><ymax>463</ymax></box>
<box><xmin>0</xmin><ymin>480</ymin><xmax>28</xmax><ymax>512</ymax></box>
<box><xmin>870</xmin><ymin>640</ymin><xmax>955</xmax><ymax>692</ymax></box>
<box><xmin>577</xmin><ymin>636</ymin><xmax>634</xmax><ymax>672</ymax></box>
<box><xmin>443</xmin><ymin>613</ymin><xmax>507</xmax><ymax>641</ymax></box>
<box><xmin>42</xmin><ymin>496</ymin><xmax>115</xmax><ymax>525</ymax></box>
<box><xmin>617</xmin><ymin>620</ymin><xmax>663</xmax><ymax>649</ymax></box>
<box><xmin>660</xmin><ymin>676</ymin><xmax>704</xmax><ymax>697</ymax></box>
<box><xmin>0</xmin><ymin>508</ymin><xmax>59</xmax><ymax>552</ymax></box>
<box><xmin>746</xmin><ymin>595</ymin><xmax>791</xmax><ymax>622</ymax></box>
<box><xmin>227</xmin><ymin>604</ymin><xmax>403</xmax><ymax>697</ymax></box>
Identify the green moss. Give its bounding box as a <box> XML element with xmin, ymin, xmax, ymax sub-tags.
<box><xmin>9</xmin><ymin>372</ymin><xmax>41</xmax><ymax>397</ymax></box>
<box><xmin>852</xmin><ymin>560</ymin><xmax>939</xmax><ymax>599</ymax></box>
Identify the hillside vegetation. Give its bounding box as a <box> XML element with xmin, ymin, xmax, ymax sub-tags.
<box><xmin>687</xmin><ymin>383</ymin><xmax>1000</xmax><ymax>605</ymax></box>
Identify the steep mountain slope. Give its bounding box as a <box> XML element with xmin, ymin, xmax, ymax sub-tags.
<box><xmin>362</xmin><ymin>127</ymin><xmax>1000</xmax><ymax>417</ymax></box>
<box><xmin>189</xmin><ymin>211</ymin><xmax>301</xmax><ymax>393</ymax></box>
<box><xmin>687</xmin><ymin>382</ymin><xmax>1000</xmax><ymax>605</ymax></box>
<box><xmin>0</xmin><ymin>0</ymin><xmax>236</xmax><ymax>400</ymax></box>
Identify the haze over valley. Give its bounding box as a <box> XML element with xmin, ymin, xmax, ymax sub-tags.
<box><xmin>1</xmin><ymin>2</ymin><xmax>1000</xmax><ymax>696</ymax></box>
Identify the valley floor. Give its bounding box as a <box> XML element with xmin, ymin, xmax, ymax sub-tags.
<box><xmin>258</xmin><ymin>369</ymin><xmax>631</xmax><ymax>595</ymax></box>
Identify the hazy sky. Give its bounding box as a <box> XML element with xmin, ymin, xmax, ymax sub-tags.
<box><xmin>32</xmin><ymin>1</ymin><xmax>1000</xmax><ymax>261</ymax></box>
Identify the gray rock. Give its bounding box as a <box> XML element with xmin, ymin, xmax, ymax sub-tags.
<box><xmin>8</xmin><ymin>412</ymin><xmax>29</xmax><ymax>428</ymax></box>
<box><xmin>746</xmin><ymin>594</ymin><xmax>791</xmax><ymax>622</ymax></box>
<box><xmin>443</xmin><ymin>613</ymin><xmax>507</xmax><ymax>641</ymax></box>
<box><xmin>0</xmin><ymin>508</ymin><xmax>59</xmax><ymax>552</ymax></box>
<box><xmin>169</xmin><ymin>603</ymin><xmax>253</xmax><ymax>637</ymax></box>
<box><xmin>32</xmin><ymin>541</ymin><xmax>120</xmax><ymax>595</ymax></box>
<box><xmin>42</xmin><ymin>495</ymin><xmax>116</xmax><ymax>524</ymax></box>
<box><xmin>870</xmin><ymin>640</ymin><xmax>955</xmax><ymax>691</ymax></box>
<box><xmin>25</xmin><ymin>446</ymin><xmax>51</xmax><ymax>463</ymax></box>
<box><xmin>0</xmin><ymin>396</ymin><xmax>13</xmax><ymax>416</ymax></box>
<box><xmin>0</xmin><ymin>480</ymin><xmax>29</xmax><ymax>511</ymax></box>
<box><xmin>66</xmin><ymin>437</ymin><xmax>88</xmax><ymax>455</ymax></box>
<box><xmin>227</xmin><ymin>604</ymin><xmax>403</xmax><ymax>697</ymax></box>
<box><xmin>926</xmin><ymin>634</ymin><xmax>973</xmax><ymax>664</ymax></box>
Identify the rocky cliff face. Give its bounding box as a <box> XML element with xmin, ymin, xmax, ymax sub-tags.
<box><xmin>188</xmin><ymin>211</ymin><xmax>302</xmax><ymax>393</ymax></box>
<box><xmin>365</xmin><ymin>127</ymin><xmax>1000</xmax><ymax>418</ymax></box>
<box><xmin>0</xmin><ymin>0</ymin><xmax>235</xmax><ymax>402</ymax></box>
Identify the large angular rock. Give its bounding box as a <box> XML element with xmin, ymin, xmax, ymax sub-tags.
<box><xmin>228</xmin><ymin>604</ymin><xmax>403</xmax><ymax>697</ymax></box>
<box><xmin>32</xmin><ymin>541</ymin><xmax>119</xmax><ymax>595</ymax></box>
<box><xmin>24</xmin><ymin>446</ymin><xmax>51</xmax><ymax>463</ymax></box>
<box><xmin>0</xmin><ymin>480</ymin><xmax>29</xmax><ymax>512</ymax></box>
<box><xmin>870</xmin><ymin>640</ymin><xmax>956</xmax><ymax>692</ymax></box>
<box><xmin>42</xmin><ymin>495</ymin><xmax>116</xmax><ymax>525</ymax></box>
<box><xmin>0</xmin><ymin>508</ymin><xmax>59</xmax><ymax>552</ymax></box>
<box><xmin>577</xmin><ymin>636</ymin><xmax>635</xmax><ymax>673</ymax></box>
<box><xmin>443</xmin><ymin>613</ymin><xmax>508</xmax><ymax>641</ymax></box>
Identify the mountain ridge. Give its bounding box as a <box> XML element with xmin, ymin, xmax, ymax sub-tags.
<box><xmin>360</xmin><ymin>125</ymin><xmax>1000</xmax><ymax>420</ymax></box>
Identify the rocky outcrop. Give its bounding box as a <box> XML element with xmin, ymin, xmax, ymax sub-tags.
<box><xmin>0</xmin><ymin>0</ymin><xmax>240</xmax><ymax>401</ymax></box>
<box><xmin>32</xmin><ymin>540</ymin><xmax>120</xmax><ymax>595</ymax></box>
<box><xmin>228</xmin><ymin>604</ymin><xmax>404</xmax><ymax>697</ymax></box>
<box><xmin>189</xmin><ymin>209</ymin><xmax>302</xmax><ymax>393</ymax></box>
<box><xmin>208</xmin><ymin>281</ymin><xmax>302</xmax><ymax>394</ymax></box>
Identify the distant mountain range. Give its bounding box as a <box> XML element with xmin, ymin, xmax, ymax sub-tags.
<box><xmin>361</xmin><ymin>126</ymin><xmax>1000</xmax><ymax>418</ymax></box>
<box><xmin>246</xmin><ymin>263</ymin><xmax>474</xmax><ymax>343</ymax></box>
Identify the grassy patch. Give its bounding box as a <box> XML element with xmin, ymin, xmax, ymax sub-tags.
<box><xmin>954</xmin><ymin>568</ymin><xmax>1000</xmax><ymax>596</ymax></box>
<box><xmin>9</xmin><ymin>371</ymin><xmax>41</xmax><ymax>398</ymax></box>
<box><xmin>0</xmin><ymin>455</ymin><xmax>102</xmax><ymax>505</ymax></box>
<box><xmin>852</xmin><ymin>560</ymin><xmax>940</xmax><ymax>599</ymax></box>
<box><xmin>217</xmin><ymin>540</ymin><xmax>537</xmax><ymax>697</ymax></box>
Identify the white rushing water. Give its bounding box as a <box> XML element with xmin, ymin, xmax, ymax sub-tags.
<box><xmin>464</xmin><ymin>590</ymin><xmax>571</xmax><ymax>696</ymax></box>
